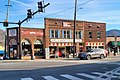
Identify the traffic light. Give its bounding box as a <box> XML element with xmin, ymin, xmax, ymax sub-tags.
<box><xmin>3</xmin><ymin>20</ymin><xmax>8</xmax><ymax>27</ymax></box>
<box><xmin>27</xmin><ymin>9</ymin><xmax>32</xmax><ymax>18</ymax></box>
<box><xmin>38</xmin><ymin>1</ymin><xmax>43</xmax><ymax>12</ymax></box>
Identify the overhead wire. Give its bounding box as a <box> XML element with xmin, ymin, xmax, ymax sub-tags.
<box><xmin>34</xmin><ymin>0</ymin><xmax>94</xmax><ymax>20</ymax></box>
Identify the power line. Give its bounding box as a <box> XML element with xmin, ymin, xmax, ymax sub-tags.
<box><xmin>0</xmin><ymin>10</ymin><xmax>6</xmax><ymax>14</ymax></box>
<box><xmin>34</xmin><ymin>0</ymin><xmax>94</xmax><ymax>19</ymax></box>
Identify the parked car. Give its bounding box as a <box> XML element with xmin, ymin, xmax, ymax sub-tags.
<box><xmin>78</xmin><ymin>48</ymin><xmax>107</xmax><ymax>60</ymax></box>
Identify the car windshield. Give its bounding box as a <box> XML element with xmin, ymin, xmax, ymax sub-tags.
<box><xmin>86</xmin><ymin>49</ymin><xmax>92</xmax><ymax>52</ymax></box>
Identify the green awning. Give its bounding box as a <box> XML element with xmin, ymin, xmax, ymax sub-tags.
<box><xmin>111</xmin><ymin>41</ymin><xmax>120</xmax><ymax>46</ymax></box>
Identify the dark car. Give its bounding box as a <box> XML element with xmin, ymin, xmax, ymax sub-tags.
<box><xmin>78</xmin><ymin>48</ymin><xmax>107</xmax><ymax>60</ymax></box>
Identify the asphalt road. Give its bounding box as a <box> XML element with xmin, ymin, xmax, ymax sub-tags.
<box><xmin>0</xmin><ymin>56</ymin><xmax>120</xmax><ymax>80</ymax></box>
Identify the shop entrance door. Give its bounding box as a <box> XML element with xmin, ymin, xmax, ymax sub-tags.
<box><xmin>9</xmin><ymin>45</ymin><xmax>17</xmax><ymax>59</ymax></box>
<box><xmin>9</xmin><ymin>38</ymin><xmax>18</xmax><ymax>59</ymax></box>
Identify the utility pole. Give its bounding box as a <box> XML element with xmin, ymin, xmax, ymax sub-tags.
<box><xmin>0</xmin><ymin>1</ymin><xmax>50</xmax><ymax>59</ymax></box>
<box><xmin>73</xmin><ymin>0</ymin><xmax>77</xmax><ymax>58</ymax></box>
<box><xmin>4</xmin><ymin>0</ymin><xmax>11</xmax><ymax>59</ymax></box>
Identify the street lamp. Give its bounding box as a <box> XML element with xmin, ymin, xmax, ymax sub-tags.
<box><xmin>73</xmin><ymin>0</ymin><xmax>77</xmax><ymax>58</ymax></box>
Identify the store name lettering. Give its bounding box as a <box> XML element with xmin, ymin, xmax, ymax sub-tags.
<box><xmin>50</xmin><ymin>39</ymin><xmax>82</xmax><ymax>42</ymax></box>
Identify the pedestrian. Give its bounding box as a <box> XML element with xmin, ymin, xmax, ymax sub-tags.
<box><xmin>62</xmin><ymin>49</ymin><xmax>65</xmax><ymax>58</ymax></box>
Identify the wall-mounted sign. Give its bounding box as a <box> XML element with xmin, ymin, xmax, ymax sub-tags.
<box><xmin>50</xmin><ymin>39</ymin><xmax>82</xmax><ymax>43</ymax></box>
<box><xmin>9</xmin><ymin>29</ymin><xmax>17</xmax><ymax>36</ymax></box>
<box><xmin>21</xmin><ymin>31</ymin><xmax>43</xmax><ymax>36</ymax></box>
<box><xmin>63</xmin><ymin>22</ymin><xmax>71</xmax><ymax>27</ymax></box>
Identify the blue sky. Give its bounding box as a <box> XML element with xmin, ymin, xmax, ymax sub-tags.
<box><xmin>0</xmin><ymin>0</ymin><xmax>120</xmax><ymax>31</ymax></box>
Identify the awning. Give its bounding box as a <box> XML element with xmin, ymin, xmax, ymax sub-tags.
<box><xmin>111</xmin><ymin>41</ymin><xmax>120</xmax><ymax>46</ymax></box>
<box><xmin>0</xmin><ymin>50</ymin><xmax>4</xmax><ymax>55</ymax></box>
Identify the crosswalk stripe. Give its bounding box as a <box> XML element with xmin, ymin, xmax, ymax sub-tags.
<box><xmin>115</xmin><ymin>72</ymin><xmax>120</xmax><ymax>75</ymax></box>
<box><xmin>60</xmin><ymin>74</ymin><xmax>83</xmax><ymax>80</ymax></box>
<box><xmin>77</xmin><ymin>73</ymin><xmax>97</xmax><ymax>79</ymax></box>
<box><xmin>21</xmin><ymin>78</ymin><xmax>33</xmax><ymax>80</ymax></box>
<box><xmin>92</xmin><ymin>72</ymin><xmax>105</xmax><ymax>76</ymax></box>
<box><xmin>92</xmin><ymin>72</ymin><xmax>119</xmax><ymax>78</ymax></box>
<box><xmin>42</xmin><ymin>76</ymin><xmax>59</xmax><ymax>80</ymax></box>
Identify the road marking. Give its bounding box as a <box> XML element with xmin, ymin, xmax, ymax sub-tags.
<box><xmin>92</xmin><ymin>72</ymin><xmax>119</xmax><ymax>78</ymax></box>
<box><xmin>60</xmin><ymin>74</ymin><xmax>83</xmax><ymax>80</ymax></box>
<box><xmin>21</xmin><ymin>78</ymin><xmax>33</xmax><ymax>80</ymax></box>
<box><xmin>115</xmin><ymin>72</ymin><xmax>120</xmax><ymax>75</ymax></box>
<box><xmin>42</xmin><ymin>76</ymin><xmax>59</xmax><ymax>80</ymax></box>
<box><xmin>77</xmin><ymin>73</ymin><xmax>98</xmax><ymax>79</ymax></box>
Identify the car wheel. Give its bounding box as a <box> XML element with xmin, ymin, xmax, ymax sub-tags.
<box><xmin>86</xmin><ymin>55</ymin><xmax>91</xmax><ymax>60</ymax></box>
<box><xmin>100</xmin><ymin>54</ymin><xmax>104</xmax><ymax>59</ymax></box>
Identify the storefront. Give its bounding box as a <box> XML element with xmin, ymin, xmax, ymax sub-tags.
<box><xmin>6</xmin><ymin>27</ymin><xmax>45</xmax><ymax>60</ymax></box>
<box><xmin>44</xmin><ymin>18</ymin><xmax>106</xmax><ymax>59</ymax></box>
<box><xmin>86</xmin><ymin>42</ymin><xmax>105</xmax><ymax>50</ymax></box>
<box><xmin>49</xmin><ymin>39</ymin><xmax>82</xmax><ymax>58</ymax></box>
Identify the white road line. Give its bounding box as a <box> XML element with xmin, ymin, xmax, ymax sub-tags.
<box><xmin>21</xmin><ymin>78</ymin><xmax>33</xmax><ymax>80</ymax></box>
<box><xmin>42</xmin><ymin>76</ymin><xmax>59</xmax><ymax>80</ymax></box>
<box><xmin>77</xmin><ymin>73</ymin><xmax>98</xmax><ymax>79</ymax></box>
<box><xmin>115</xmin><ymin>72</ymin><xmax>120</xmax><ymax>75</ymax></box>
<box><xmin>60</xmin><ymin>74</ymin><xmax>83</xmax><ymax>80</ymax></box>
<box><xmin>92</xmin><ymin>72</ymin><xmax>118</xmax><ymax>78</ymax></box>
<box><xmin>92</xmin><ymin>72</ymin><xmax>108</xmax><ymax>76</ymax></box>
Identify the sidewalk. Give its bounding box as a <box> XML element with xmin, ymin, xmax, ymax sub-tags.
<box><xmin>0</xmin><ymin>54</ymin><xmax>120</xmax><ymax>63</ymax></box>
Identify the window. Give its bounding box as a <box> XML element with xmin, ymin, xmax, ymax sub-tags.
<box><xmin>55</xmin><ymin>30</ymin><xmax>58</xmax><ymax>38</ymax></box>
<box><xmin>75</xmin><ymin>31</ymin><xmax>82</xmax><ymax>39</ymax></box>
<box><xmin>97</xmin><ymin>25</ymin><xmax>100</xmax><ymax>28</ymax></box>
<box><xmin>50</xmin><ymin>30</ymin><xmax>60</xmax><ymax>38</ymax></box>
<box><xmin>67</xmin><ymin>31</ymin><xmax>70</xmax><ymax>38</ymax></box>
<box><xmin>88</xmin><ymin>25</ymin><xmax>92</xmax><ymax>28</ymax></box>
<box><xmin>78</xmin><ymin>31</ymin><xmax>82</xmax><ymax>39</ymax></box>
<box><xmin>89</xmin><ymin>31</ymin><xmax>92</xmax><ymax>38</ymax></box>
<box><xmin>97</xmin><ymin>31</ymin><xmax>101</xmax><ymax>39</ymax></box>
<box><xmin>62</xmin><ymin>30</ymin><xmax>71</xmax><ymax>38</ymax></box>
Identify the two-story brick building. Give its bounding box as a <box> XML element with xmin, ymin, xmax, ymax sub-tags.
<box><xmin>6</xmin><ymin>18</ymin><xmax>106</xmax><ymax>59</ymax></box>
<box><xmin>44</xmin><ymin>18</ymin><xmax>106</xmax><ymax>58</ymax></box>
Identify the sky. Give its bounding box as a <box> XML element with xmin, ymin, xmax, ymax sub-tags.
<box><xmin>0</xmin><ymin>0</ymin><xmax>120</xmax><ymax>31</ymax></box>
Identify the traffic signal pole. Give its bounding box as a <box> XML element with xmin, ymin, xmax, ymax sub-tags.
<box><xmin>0</xmin><ymin>1</ymin><xmax>50</xmax><ymax>59</ymax></box>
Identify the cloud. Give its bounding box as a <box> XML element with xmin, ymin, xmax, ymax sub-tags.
<box><xmin>11</xmin><ymin>0</ymin><xmax>30</xmax><ymax>7</ymax></box>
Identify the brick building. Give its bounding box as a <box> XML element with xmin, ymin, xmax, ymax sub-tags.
<box><xmin>106</xmin><ymin>36</ymin><xmax>120</xmax><ymax>55</ymax></box>
<box><xmin>6</xmin><ymin>27</ymin><xmax>45</xmax><ymax>59</ymax></box>
<box><xmin>6</xmin><ymin>18</ymin><xmax>106</xmax><ymax>59</ymax></box>
<box><xmin>44</xmin><ymin>18</ymin><xmax>106</xmax><ymax>58</ymax></box>
<box><xmin>84</xmin><ymin>21</ymin><xmax>106</xmax><ymax>50</ymax></box>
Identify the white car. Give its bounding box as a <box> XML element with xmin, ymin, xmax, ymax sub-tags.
<box><xmin>78</xmin><ymin>48</ymin><xmax>107</xmax><ymax>60</ymax></box>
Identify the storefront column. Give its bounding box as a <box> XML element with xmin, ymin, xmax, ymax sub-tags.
<box><xmin>31</xmin><ymin>42</ymin><xmax>34</xmax><ymax>60</ymax></box>
<box><xmin>45</xmin><ymin>47</ymin><xmax>50</xmax><ymax>59</ymax></box>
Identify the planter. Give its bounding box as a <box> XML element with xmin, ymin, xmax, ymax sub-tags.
<box><xmin>35</xmin><ymin>56</ymin><xmax>45</xmax><ymax>59</ymax></box>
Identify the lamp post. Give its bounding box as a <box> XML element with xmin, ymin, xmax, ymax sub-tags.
<box><xmin>73</xmin><ymin>0</ymin><xmax>77</xmax><ymax>58</ymax></box>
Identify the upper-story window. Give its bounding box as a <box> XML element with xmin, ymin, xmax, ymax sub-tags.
<box><xmin>62</xmin><ymin>30</ymin><xmax>72</xmax><ymax>39</ymax></box>
<box><xmin>50</xmin><ymin>30</ymin><xmax>60</xmax><ymax>38</ymax></box>
<box><xmin>89</xmin><ymin>31</ymin><xmax>92</xmax><ymax>39</ymax></box>
<box><xmin>75</xmin><ymin>31</ymin><xmax>82</xmax><ymax>39</ymax></box>
<box><xmin>97</xmin><ymin>31</ymin><xmax>101</xmax><ymax>39</ymax></box>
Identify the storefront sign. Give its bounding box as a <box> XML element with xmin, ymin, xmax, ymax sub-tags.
<box><xmin>9</xmin><ymin>29</ymin><xmax>17</xmax><ymax>36</ymax></box>
<box><xmin>21</xmin><ymin>31</ymin><xmax>43</xmax><ymax>36</ymax></box>
<box><xmin>50</xmin><ymin>39</ymin><xmax>82</xmax><ymax>43</ymax></box>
